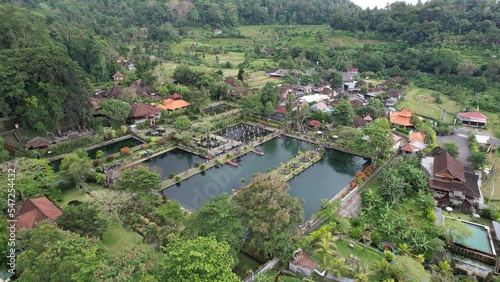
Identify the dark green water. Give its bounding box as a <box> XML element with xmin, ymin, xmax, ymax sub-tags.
<box><xmin>162</xmin><ymin>136</ymin><xmax>368</xmax><ymax>221</ymax></box>
<box><xmin>51</xmin><ymin>137</ymin><xmax>143</xmax><ymax>171</ymax></box>
<box><xmin>86</xmin><ymin>137</ymin><xmax>143</xmax><ymax>159</ymax></box>
<box><xmin>204</xmin><ymin>104</ymin><xmax>236</xmax><ymax>115</ymax></box>
<box><xmin>144</xmin><ymin>148</ymin><xmax>206</xmax><ymax>179</ymax></box>
<box><xmin>287</xmin><ymin>150</ymin><xmax>369</xmax><ymax>221</ymax></box>
<box><xmin>162</xmin><ymin>136</ymin><xmax>310</xmax><ymax>210</ymax></box>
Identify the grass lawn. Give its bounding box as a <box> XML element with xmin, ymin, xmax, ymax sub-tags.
<box><xmin>397</xmin><ymin>87</ymin><xmax>461</xmax><ymax>123</ymax></box>
<box><xmin>102</xmin><ymin>220</ymin><xmax>155</xmax><ymax>256</ymax></box>
<box><xmin>335</xmin><ymin>239</ymin><xmax>384</xmax><ymax>270</ymax></box>
<box><xmin>483</xmin><ymin>111</ymin><xmax>500</xmax><ymax>139</ymax></box>
<box><xmin>60</xmin><ymin>187</ymin><xmax>91</xmax><ymax>208</ymax></box>
<box><xmin>310</xmin><ymin>238</ymin><xmax>383</xmax><ymax>280</ymax></box>
<box><xmin>482</xmin><ymin>151</ymin><xmax>500</xmax><ymax>202</ymax></box>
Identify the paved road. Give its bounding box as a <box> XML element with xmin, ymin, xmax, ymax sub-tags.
<box><xmin>437</xmin><ymin>131</ymin><xmax>471</xmax><ymax>164</ymax></box>
<box><xmin>455</xmin><ymin>127</ymin><xmax>500</xmax><ymax>146</ymax></box>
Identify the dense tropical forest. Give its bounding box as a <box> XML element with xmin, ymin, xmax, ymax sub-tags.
<box><xmin>1</xmin><ymin>0</ymin><xmax>499</xmax><ymax>133</ymax></box>
<box><xmin>1</xmin><ymin>0</ymin><xmax>500</xmax><ymax>281</ymax></box>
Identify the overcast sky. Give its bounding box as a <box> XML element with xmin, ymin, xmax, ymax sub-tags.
<box><xmin>350</xmin><ymin>0</ymin><xmax>425</xmax><ymax>9</ymax></box>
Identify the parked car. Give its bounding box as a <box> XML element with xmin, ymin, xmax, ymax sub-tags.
<box><xmin>388</xmin><ymin>107</ymin><xmax>396</xmax><ymax>112</ymax></box>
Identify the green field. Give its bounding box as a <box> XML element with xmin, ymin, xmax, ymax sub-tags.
<box><xmin>397</xmin><ymin>88</ymin><xmax>461</xmax><ymax>123</ymax></box>
<box><xmin>102</xmin><ymin>220</ymin><xmax>154</xmax><ymax>255</ymax></box>
<box><xmin>60</xmin><ymin>187</ymin><xmax>91</xmax><ymax>208</ymax></box>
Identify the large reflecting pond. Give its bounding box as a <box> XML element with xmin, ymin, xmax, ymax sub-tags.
<box><xmin>161</xmin><ymin>136</ymin><xmax>369</xmax><ymax>221</ymax></box>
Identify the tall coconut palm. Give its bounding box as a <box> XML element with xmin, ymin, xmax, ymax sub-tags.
<box><xmin>313</xmin><ymin>232</ymin><xmax>338</xmax><ymax>271</ymax></box>
<box><xmin>431</xmin><ymin>260</ymin><xmax>454</xmax><ymax>282</ymax></box>
<box><xmin>372</xmin><ymin>259</ymin><xmax>391</xmax><ymax>281</ymax></box>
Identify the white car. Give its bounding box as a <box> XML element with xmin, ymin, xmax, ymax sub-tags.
<box><xmin>388</xmin><ymin>107</ymin><xmax>396</xmax><ymax>112</ymax></box>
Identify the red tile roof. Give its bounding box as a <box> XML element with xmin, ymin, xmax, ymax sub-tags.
<box><xmin>458</xmin><ymin>111</ymin><xmax>487</xmax><ymax>120</ymax></box>
<box><xmin>390</xmin><ymin>108</ymin><xmax>414</xmax><ymax>127</ymax></box>
<box><xmin>130</xmin><ymin>103</ymin><xmax>160</xmax><ymax>118</ymax></box>
<box><xmin>275</xmin><ymin>106</ymin><xmax>287</xmax><ymax>114</ymax></box>
<box><xmin>112</xmin><ymin>71</ymin><xmax>124</xmax><ymax>78</ymax></box>
<box><xmin>156</xmin><ymin>99</ymin><xmax>190</xmax><ymax>111</ymax></box>
<box><xmin>16</xmin><ymin>196</ymin><xmax>62</xmax><ymax>231</ymax></box>
<box><xmin>433</xmin><ymin>152</ymin><xmax>465</xmax><ymax>182</ymax></box>
<box><xmin>409</xmin><ymin>131</ymin><xmax>425</xmax><ymax>143</ymax></box>
<box><xmin>308</xmin><ymin>120</ymin><xmax>321</xmax><ymax>127</ymax></box>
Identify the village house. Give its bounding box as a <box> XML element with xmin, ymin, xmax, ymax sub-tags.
<box><xmin>15</xmin><ymin>196</ymin><xmax>62</xmax><ymax>231</ymax></box>
<box><xmin>112</xmin><ymin>71</ymin><xmax>124</xmax><ymax>84</ymax></box>
<box><xmin>289</xmin><ymin>249</ymin><xmax>319</xmax><ymax>277</ymax></box>
<box><xmin>353</xmin><ymin>116</ymin><xmax>366</xmax><ymax>129</ymax></box>
<box><xmin>156</xmin><ymin>94</ymin><xmax>190</xmax><ymax>112</ymax></box>
<box><xmin>390</xmin><ymin>108</ymin><xmax>414</xmax><ymax>128</ymax></box>
<box><xmin>129</xmin><ymin>103</ymin><xmax>161</xmax><ymax>124</ymax></box>
<box><xmin>421</xmin><ymin>152</ymin><xmax>481</xmax><ymax>207</ymax></box>
<box><xmin>457</xmin><ymin>111</ymin><xmax>488</xmax><ymax>128</ymax></box>
<box><xmin>309</xmin><ymin>101</ymin><xmax>332</xmax><ymax>113</ymax></box>
<box><xmin>24</xmin><ymin>136</ymin><xmax>51</xmax><ymax>150</ymax></box>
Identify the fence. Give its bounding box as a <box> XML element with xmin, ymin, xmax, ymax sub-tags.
<box><xmin>242</xmin><ymin>258</ymin><xmax>281</xmax><ymax>282</ymax></box>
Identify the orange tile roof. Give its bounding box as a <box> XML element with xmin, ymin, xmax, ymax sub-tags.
<box><xmin>409</xmin><ymin>131</ymin><xmax>425</xmax><ymax>142</ymax></box>
<box><xmin>156</xmin><ymin>98</ymin><xmax>190</xmax><ymax>111</ymax></box>
<box><xmin>16</xmin><ymin>196</ymin><xmax>62</xmax><ymax>231</ymax></box>
<box><xmin>390</xmin><ymin>108</ymin><xmax>414</xmax><ymax>127</ymax></box>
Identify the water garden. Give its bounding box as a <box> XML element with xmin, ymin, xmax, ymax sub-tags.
<box><xmin>141</xmin><ymin>134</ymin><xmax>368</xmax><ymax>222</ymax></box>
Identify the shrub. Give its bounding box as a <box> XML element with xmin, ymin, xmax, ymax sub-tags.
<box><xmin>92</xmin><ymin>159</ymin><xmax>101</xmax><ymax>166</ymax></box>
<box><xmin>105</xmin><ymin>154</ymin><xmax>115</xmax><ymax>162</ymax></box>
<box><xmin>200</xmin><ymin>165</ymin><xmax>205</xmax><ymax>170</ymax></box>
<box><xmin>355</xmin><ymin>172</ymin><xmax>367</xmax><ymax>181</ymax></box>
<box><xmin>156</xmin><ymin>139</ymin><xmax>167</xmax><ymax>145</ymax></box>
<box><xmin>363</xmin><ymin>166</ymin><xmax>373</xmax><ymax>176</ymax></box>
<box><xmin>350</xmin><ymin>181</ymin><xmax>358</xmax><ymax>188</ymax></box>
<box><xmin>142</xmin><ymin>144</ymin><xmax>150</xmax><ymax>149</ymax></box>
<box><xmin>120</xmin><ymin>147</ymin><xmax>132</xmax><ymax>156</ymax></box>
<box><xmin>96</xmin><ymin>150</ymin><xmax>105</xmax><ymax>159</ymax></box>
<box><xmin>194</xmin><ymin>162</ymin><xmax>200</xmax><ymax>167</ymax></box>
<box><xmin>226</xmin><ymin>154</ymin><xmax>231</xmax><ymax>158</ymax></box>
<box><xmin>169</xmin><ymin>172</ymin><xmax>175</xmax><ymax>179</ymax></box>
<box><xmin>175</xmin><ymin>176</ymin><xmax>181</xmax><ymax>181</ymax></box>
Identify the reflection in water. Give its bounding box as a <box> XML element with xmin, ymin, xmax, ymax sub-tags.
<box><xmin>288</xmin><ymin>150</ymin><xmax>369</xmax><ymax>221</ymax></box>
<box><xmin>87</xmin><ymin>137</ymin><xmax>143</xmax><ymax>159</ymax></box>
<box><xmin>161</xmin><ymin>136</ymin><xmax>369</xmax><ymax>222</ymax></box>
<box><xmin>144</xmin><ymin>148</ymin><xmax>206</xmax><ymax>179</ymax></box>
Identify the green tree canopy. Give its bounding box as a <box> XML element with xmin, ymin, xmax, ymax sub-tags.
<box><xmin>440</xmin><ymin>142</ymin><xmax>460</xmax><ymax>158</ymax></box>
<box><xmin>360</xmin><ymin>118</ymin><xmax>394</xmax><ymax>162</ymax></box>
<box><xmin>99</xmin><ymin>99</ymin><xmax>132</xmax><ymax>127</ymax></box>
<box><xmin>17</xmin><ymin>222</ymin><xmax>110</xmax><ymax>282</ymax></box>
<box><xmin>173</xmin><ymin>115</ymin><xmax>192</xmax><ymax>130</ymax></box>
<box><xmin>467</xmin><ymin>151</ymin><xmax>489</xmax><ymax>170</ymax></box>
<box><xmin>233</xmin><ymin>173</ymin><xmax>304</xmax><ymax>259</ymax></box>
<box><xmin>331</xmin><ymin>99</ymin><xmax>355</xmax><ymax>127</ymax></box>
<box><xmin>59</xmin><ymin>153</ymin><xmax>93</xmax><ymax>189</ymax></box>
<box><xmin>160</xmin><ymin>236</ymin><xmax>239</xmax><ymax>282</ymax></box>
<box><xmin>117</xmin><ymin>166</ymin><xmax>161</xmax><ymax>193</ymax></box>
<box><xmin>1</xmin><ymin>158</ymin><xmax>59</xmax><ymax>205</ymax></box>
<box><xmin>57</xmin><ymin>203</ymin><xmax>108</xmax><ymax>239</ymax></box>
<box><xmin>189</xmin><ymin>193</ymin><xmax>244</xmax><ymax>263</ymax></box>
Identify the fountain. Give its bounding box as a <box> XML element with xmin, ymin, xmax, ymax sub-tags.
<box><xmin>198</xmin><ymin>129</ymin><xmax>221</xmax><ymax>148</ymax></box>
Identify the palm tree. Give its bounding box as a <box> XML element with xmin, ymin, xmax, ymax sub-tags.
<box><xmin>328</xmin><ymin>257</ymin><xmax>347</xmax><ymax>279</ymax></box>
<box><xmin>397</xmin><ymin>243</ymin><xmax>412</xmax><ymax>256</ymax></box>
<box><xmin>431</xmin><ymin>260</ymin><xmax>453</xmax><ymax>282</ymax></box>
<box><xmin>103</xmin><ymin>127</ymin><xmax>116</xmax><ymax>139</ymax></box>
<box><xmin>313</xmin><ymin>232</ymin><xmax>338</xmax><ymax>270</ymax></box>
<box><xmin>372</xmin><ymin>259</ymin><xmax>391</xmax><ymax>281</ymax></box>
<box><xmin>467</xmin><ymin>151</ymin><xmax>489</xmax><ymax>170</ymax></box>
<box><xmin>354</xmin><ymin>271</ymin><xmax>369</xmax><ymax>282</ymax></box>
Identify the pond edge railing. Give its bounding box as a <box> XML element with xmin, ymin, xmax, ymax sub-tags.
<box><xmin>299</xmin><ymin>155</ymin><xmax>395</xmax><ymax>236</ymax></box>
